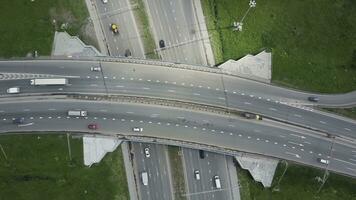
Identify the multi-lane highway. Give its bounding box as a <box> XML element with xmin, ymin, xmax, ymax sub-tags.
<box><xmin>143</xmin><ymin>0</ymin><xmax>209</xmax><ymax>65</ymax></box>
<box><xmin>132</xmin><ymin>142</ymin><xmax>173</xmax><ymax>200</ymax></box>
<box><xmin>94</xmin><ymin>0</ymin><xmax>145</xmax><ymax>57</ymax></box>
<box><xmin>1</xmin><ymin>98</ymin><xmax>356</xmax><ymax>177</ymax></box>
<box><xmin>1</xmin><ymin>60</ymin><xmax>355</xmax><ymax>140</ymax></box>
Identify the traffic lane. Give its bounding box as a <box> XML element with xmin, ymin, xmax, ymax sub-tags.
<box><xmin>226</xmin><ymin>92</ymin><xmax>356</xmax><ymax>138</ymax></box>
<box><xmin>2</xmin><ymin>102</ymin><xmax>353</xmax><ymax>177</ymax></box>
<box><xmin>0</xmin><ymin>60</ymin><xmax>99</xmax><ymax>76</ymax></box>
<box><xmin>183</xmin><ymin>148</ymin><xmax>232</xmax><ymax>200</ymax></box>
<box><xmin>132</xmin><ymin>143</ymin><xmax>173</xmax><ymax>200</ymax></box>
<box><xmin>147</xmin><ymin>0</ymin><xmax>205</xmax><ymax>65</ymax></box>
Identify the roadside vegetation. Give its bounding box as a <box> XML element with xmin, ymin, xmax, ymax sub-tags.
<box><xmin>323</xmin><ymin>107</ymin><xmax>356</xmax><ymax>120</ymax></box>
<box><xmin>237</xmin><ymin>161</ymin><xmax>356</xmax><ymax>200</ymax></box>
<box><xmin>0</xmin><ymin>0</ymin><xmax>91</xmax><ymax>58</ymax></box>
<box><xmin>201</xmin><ymin>0</ymin><xmax>356</xmax><ymax>93</ymax></box>
<box><xmin>0</xmin><ymin>134</ymin><xmax>129</xmax><ymax>200</ymax></box>
<box><xmin>130</xmin><ymin>0</ymin><xmax>159</xmax><ymax>59</ymax></box>
<box><xmin>168</xmin><ymin>146</ymin><xmax>187</xmax><ymax>200</ymax></box>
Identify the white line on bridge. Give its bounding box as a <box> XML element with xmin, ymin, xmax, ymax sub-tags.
<box><xmin>344</xmin><ymin>128</ymin><xmax>351</xmax><ymax>131</ymax></box>
<box><xmin>285</xmin><ymin>152</ymin><xmax>300</xmax><ymax>158</ymax></box>
<box><xmin>290</xmin><ymin>134</ymin><xmax>306</xmax><ymax>139</ymax></box>
<box><xmin>18</xmin><ymin>123</ymin><xmax>34</xmax><ymax>127</ymax></box>
<box><xmin>319</xmin><ymin>121</ymin><xmax>327</xmax><ymax>124</ymax></box>
<box><xmin>293</xmin><ymin>114</ymin><xmax>302</xmax><ymax>118</ymax></box>
<box><xmin>288</xmin><ymin>141</ymin><xmax>304</xmax><ymax>147</ymax></box>
<box><xmin>269</xmin><ymin>107</ymin><xmax>277</xmax><ymax>111</ymax></box>
<box><xmin>334</xmin><ymin>158</ymin><xmax>356</xmax><ymax>166</ymax></box>
<box><xmin>244</xmin><ymin>102</ymin><xmax>251</xmax><ymax>105</ymax></box>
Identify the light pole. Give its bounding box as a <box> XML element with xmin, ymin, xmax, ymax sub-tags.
<box><xmin>233</xmin><ymin>0</ymin><xmax>256</xmax><ymax>32</ymax></box>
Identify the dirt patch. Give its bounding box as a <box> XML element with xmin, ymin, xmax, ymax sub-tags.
<box><xmin>49</xmin><ymin>7</ymin><xmax>76</xmax><ymax>30</ymax></box>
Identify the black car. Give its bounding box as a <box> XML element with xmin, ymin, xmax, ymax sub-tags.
<box><xmin>308</xmin><ymin>96</ymin><xmax>319</xmax><ymax>102</ymax></box>
<box><xmin>159</xmin><ymin>40</ymin><xmax>165</xmax><ymax>48</ymax></box>
<box><xmin>13</xmin><ymin>117</ymin><xmax>25</xmax><ymax>124</ymax></box>
<box><xmin>124</xmin><ymin>49</ymin><xmax>132</xmax><ymax>57</ymax></box>
<box><xmin>199</xmin><ymin>150</ymin><xmax>205</xmax><ymax>159</ymax></box>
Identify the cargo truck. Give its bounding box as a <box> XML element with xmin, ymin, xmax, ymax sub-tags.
<box><xmin>67</xmin><ymin>110</ymin><xmax>88</xmax><ymax>117</ymax></box>
<box><xmin>30</xmin><ymin>78</ymin><xmax>68</xmax><ymax>86</ymax></box>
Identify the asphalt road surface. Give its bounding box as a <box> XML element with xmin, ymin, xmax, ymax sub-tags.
<box><xmin>182</xmin><ymin>148</ymin><xmax>236</xmax><ymax>200</ymax></box>
<box><xmin>1</xmin><ymin>99</ymin><xmax>355</xmax><ymax>177</ymax></box>
<box><xmin>132</xmin><ymin>142</ymin><xmax>174</xmax><ymax>200</ymax></box>
<box><xmin>95</xmin><ymin>0</ymin><xmax>145</xmax><ymax>57</ymax></box>
<box><xmin>0</xmin><ymin>60</ymin><xmax>355</xmax><ymax>140</ymax></box>
<box><xmin>143</xmin><ymin>0</ymin><xmax>208</xmax><ymax>65</ymax></box>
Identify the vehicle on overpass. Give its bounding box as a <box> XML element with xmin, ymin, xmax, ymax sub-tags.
<box><xmin>133</xmin><ymin>127</ymin><xmax>143</xmax><ymax>132</ymax></box>
<box><xmin>68</xmin><ymin>110</ymin><xmax>88</xmax><ymax>117</ymax></box>
<box><xmin>242</xmin><ymin>112</ymin><xmax>262</xmax><ymax>120</ymax></box>
<box><xmin>194</xmin><ymin>170</ymin><xmax>200</xmax><ymax>180</ymax></box>
<box><xmin>30</xmin><ymin>78</ymin><xmax>68</xmax><ymax>86</ymax></box>
<box><xmin>144</xmin><ymin>147</ymin><xmax>150</xmax><ymax>158</ymax></box>
<box><xmin>88</xmin><ymin>123</ymin><xmax>98</xmax><ymax>130</ymax></box>
<box><xmin>13</xmin><ymin>117</ymin><xmax>25</xmax><ymax>124</ymax></box>
<box><xmin>7</xmin><ymin>87</ymin><xmax>20</xmax><ymax>94</ymax></box>
<box><xmin>141</xmin><ymin>172</ymin><xmax>148</xmax><ymax>186</ymax></box>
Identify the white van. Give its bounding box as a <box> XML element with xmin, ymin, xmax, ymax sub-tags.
<box><xmin>214</xmin><ymin>175</ymin><xmax>221</xmax><ymax>189</ymax></box>
<box><xmin>7</xmin><ymin>87</ymin><xmax>20</xmax><ymax>94</ymax></box>
<box><xmin>141</xmin><ymin>172</ymin><xmax>148</xmax><ymax>186</ymax></box>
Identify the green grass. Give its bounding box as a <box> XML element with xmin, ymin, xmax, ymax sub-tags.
<box><xmin>168</xmin><ymin>146</ymin><xmax>187</xmax><ymax>200</ymax></box>
<box><xmin>323</xmin><ymin>107</ymin><xmax>356</xmax><ymax>120</ymax></box>
<box><xmin>130</xmin><ymin>0</ymin><xmax>159</xmax><ymax>59</ymax></box>
<box><xmin>0</xmin><ymin>134</ymin><xmax>129</xmax><ymax>200</ymax></box>
<box><xmin>0</xmin><ymin>0</ymin><xmax>89</xmax><ymax>58</ymax></box>
<box><xmin>237</xmin><ymin>161</ymin><xmax>356</xmax><ymax>200</ymax></box>
<box><xmin>201</xmin><ymin>0</ymin><xmax>356</xmax><ymax>93</ymax></box>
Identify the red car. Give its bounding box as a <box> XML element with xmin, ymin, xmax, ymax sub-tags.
<box><xmin>88</xmin><ymin>123</ymin><xmax>98</xmax><ymax>130</ymax></box>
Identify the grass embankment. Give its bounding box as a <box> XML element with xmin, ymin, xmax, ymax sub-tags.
<box><xmin>168</xmin><ymin>146</ymin><xmax>187</xmax><ymax>200</ymax></box>
<box><xmin>0</xmin><ymin>134</ymin><xmax>129</xmax><ymax>200</ymax></box>
<box><xmin>201</xmin><ymin>0</ymin><xmax>356</xmax><ymax>93</ymax></box>
<box><xmin>0</xmin><ymin>0</ymin><xmax>90</xmax><ymax>58</ymax></box>
<box><xmin>130</xmin><ymin>0</ymin><xmax>159</xmax><ymax>59</ymax></box>
<box><xmin>238</xmin><ymin>161</ymin><xmax>356</xmax><ymax>200</ymax></box>
<box><xmin>323</xmin><ymin>107</ymin><xmax>356</xmax><ymax>120</ymax></box>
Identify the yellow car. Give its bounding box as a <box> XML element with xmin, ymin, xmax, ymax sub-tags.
<box><xmin>110</xmin><ymin>23</ymin><xmax>119</xmax><ymax>34</ymax></box>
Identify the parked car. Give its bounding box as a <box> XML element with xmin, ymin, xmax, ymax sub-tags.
<box><xmin>308</xmin><ymin>96</ymin><xmax>319</xmax><ymax>102</ymax></box>
<box><xmin>88</xmin><ymin>123</ymin><xmax>98</xmax><ymax>130</ymax></box>
<box><xmin>102</xmin><ymin>0</ymin><xmax>108</xmax><ymax>3</ymax></box>
<box><xmin>159</xmin><ymin>40</ymin><xmax>165</xmax><ymax>48</ymax></box>
<box><xmin>214</xmin><ymin>175</ymin><xmax>221</xmax><ymax>189</ymax></box>
<box><xmin>144</xmin><ymin>147</ymin><xmax>150</xmax><ymax>158</ymax></box>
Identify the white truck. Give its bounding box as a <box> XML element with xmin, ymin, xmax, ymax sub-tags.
<box><xmin>67</xmin><ymin>110</ymin><xmax>87</xmax><ymax>117</ymax></box>
<box><xmin>141</xmin><ymin>172</ymin><xmax>148</xmax><ymax>186</ymax></box>
<box><xmin>214</xmin><ymin>175</ymin><xmax>221</xmax><ymax>189</ymax></box>
<box><xmin>30</xmin><ymin>78</ymin><xmax>68</xmax><ymax>86</ymax></box>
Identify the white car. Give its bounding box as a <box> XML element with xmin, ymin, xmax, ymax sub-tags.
<box><xmin>318</xmin><ymin>158</ymin><xmax>329</xmax><ymax>164</ymax></box>
<box><xmin>133</xmin><ymin>127</ymin><xmax>143</xmax><ymax>132</ymax></box>
<box><xmin>144</xmin><ymin>148</ymin><xmax>150</xmax><ymax>158</ymax></box>
<box><xmin>7</xmin><ymin>87</ymin><xmax>20</xmax><ymax>94</ymax></box>
<box><xmin>194</xmin><ymin>170</ymin><xmax>200</xmax><ymax>180</ymax></box>
<box><xmin>102</xmin><ymin>0</ymin><xmax>108</xmax><ymax>3</ymax></box>
<box><xmin>90</xmin><ymin>66</ymin><xmax>101</xmax><ymax>72</ymax></box>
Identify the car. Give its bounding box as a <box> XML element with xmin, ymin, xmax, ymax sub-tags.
<box><xmin>308</xmin><ymin>96</ymin><xmax>319</xmax><ymax>102</ymax></box>
<box><xmin>242</xmin><ymin>112</ymin><xmax>262</xmax><ymax>120</ymax></box>
<box><xmin>144</xmin><ymin>147</ymin><xmax>150</xmax><ymax>158</ymax></box>
<box><xmin>199</xmin><ymin>150</ymin><xmax>205</xmax><ymax>159</ymax></box>
<box><xmin>110</xmin><ymin>23</ymin><xmax>119</xmax><ymax>34</ymax></box>
<box><xmin>317</xmin><ymin>158</ymin><xmax>329</xmax><ymax>164</ymax></box>
<box><xmin>102</xmin><ymin>0</ymin><xmax>108</xmax><ymax>3</ymax></box>
<box><xmin>90</xmin><ymin>66</ymin><xmax>101</xmax><ymax>72</ymax></box>
<box><xmin>13</xmin><ymin>117</ymin><xmax>25</xmax><ymax>124</ymax></box>
<box><xmin>124</xmin><ymin>49</ymin><xmax>132</xmax><ymax>57</ymax></box>
<box><xmin>159</xmin><ymin>40</ymin><xmax>165</xmax><ymax>48</ymax></box>
<box><xmin>7</xmin><ymin>87</ymin><xmax>20</xmax><ymax>94</ymax></box>
<box><xmin>194</xmin><ymin>170</ymin><xmax>200</xmax><ymax>180</ymax></box>
<box><xmin>88</xmin><ymin>123</ymin><xmax>98</xmax><ymax>130</ymax></box>
<box><xmin>133</xmin><ymin>127</ymin><xmax>143</xmax><ymax>132</ymax></box>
